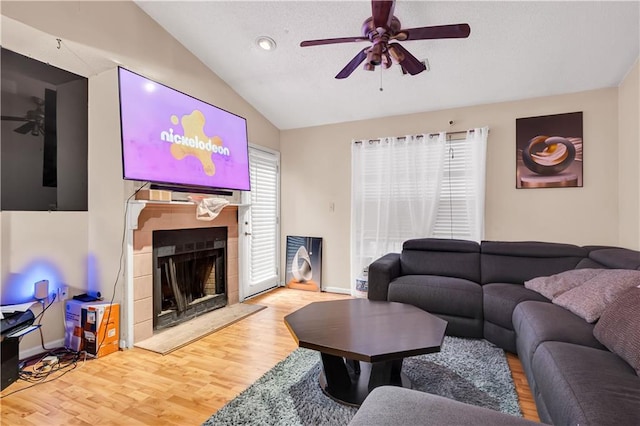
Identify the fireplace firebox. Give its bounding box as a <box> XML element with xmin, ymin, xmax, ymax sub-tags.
<box><xmin>152</xmin><ymin>227</ymin><xmax>227</xmax><ymax>330</ymax></box>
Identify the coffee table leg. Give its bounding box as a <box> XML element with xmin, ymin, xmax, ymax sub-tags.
<box><xmin>320</xmin><ymin>353</ymin><xmax>352</xmax><ymax>390</ymax></box>
<box><xmin>368</xmin><ymin>358</ymin><xmax>404</xmax><ymax>391</ymax></box>
<box><xmin>390</xmin><ymin>358</ymin><xmax>403</xmax><ymax>379</ymax></box>
<box><xmin>345</xmin><ymin>358</ymin><xmax>361</xmax><ymax>375</ymax></box>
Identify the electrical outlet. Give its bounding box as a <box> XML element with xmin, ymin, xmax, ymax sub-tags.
<box><xmin>42</xmin><ymin>355</ymin><xmax>58</xmax><ymax>366</ymax></box>
<box><xmin>57</xmin><ymin>286</ymin><xmax>69</xmax><ymax>302</ymax></box>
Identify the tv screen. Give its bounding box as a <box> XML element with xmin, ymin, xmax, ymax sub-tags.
<box><xmin>118</xmin><ymin>67</ymin><xmax>250</xmax><ymax>192</ymax></box>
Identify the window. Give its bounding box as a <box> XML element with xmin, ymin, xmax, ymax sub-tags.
<box><xmin>432</xmin><ymin>136</ymin><xmax>484</xmax><ymax>240</ymax></box>
<box><xmin>351</xmin><ymin>128</ymin><xmax>488</xmax><ymax>293</ymax></box>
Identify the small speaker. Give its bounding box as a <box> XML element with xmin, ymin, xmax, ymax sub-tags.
<box><xmin>34</xmin><ymin>280</ymin><xmax>49</xmax><ymax>300</ymax></box>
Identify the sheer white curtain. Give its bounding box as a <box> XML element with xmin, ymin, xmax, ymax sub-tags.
<box><xmin>464</xmin><ymin>127</ymin><xmax>488</xmax><ymax>242</ymax></box>
<box><xmin>351</xmin><ymin>127</ymin><xmax>489</xmax><ymax>296</ymax></box>
<box><xmin>350</xmin><ymin>133</ymin><xmax>446</xmax><ymax>296</ymax></box>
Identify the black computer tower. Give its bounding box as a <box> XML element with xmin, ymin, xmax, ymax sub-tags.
<box><xmin>1</xmin><ymin>337</ymin><xmax>19</xmax><ymax>391</ymax></box>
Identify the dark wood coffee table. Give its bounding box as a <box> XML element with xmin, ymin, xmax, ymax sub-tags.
<box><xmin>284</xmin><ymin>298</ymin><xmax>447</xmax><ymax>406</ymax></box>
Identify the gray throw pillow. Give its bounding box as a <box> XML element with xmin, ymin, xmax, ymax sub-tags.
<box><xmin>593</xmin><ymin>286</ymin><xmax>640</xmax><ymax>376</ymax></box>
<box><xmin>524</xmin><ymin>268</ymin><xmax>603</xmax><ymax>300</ymax></box>
<box><xmin>552</xmin><ymin>270</ymin><xmax>640</xmax><ymax>323</ymax></box>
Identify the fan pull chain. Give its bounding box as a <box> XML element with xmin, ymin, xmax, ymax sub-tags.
<box><xmin>379</xmin><ymin>66</ymin><xmax>384</xmax><ymax>92</ymax></box>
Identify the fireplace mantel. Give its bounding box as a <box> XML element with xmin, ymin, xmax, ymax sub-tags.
<box><xmin>123</xmin><ymin>199</ymin><xmax>241</xmax><ymax>348</ymax></box>
<box><xmin>127</xmin><ymin>198</ymin><xmax>247</xmax><ymax>231</ymax></box>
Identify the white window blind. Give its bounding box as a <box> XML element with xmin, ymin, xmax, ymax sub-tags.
<box><xmin>248</xmin><ymin>148</ymin><xmax>279</xmax><ymax>285</ymax></box>
<box><xmin>432</xmin><ymin>137</ymin><xmax>478</xmax><ymax>240</ymax></box>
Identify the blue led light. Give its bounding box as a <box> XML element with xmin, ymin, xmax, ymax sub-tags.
<box><xmin>1</xmin><ymin>259</ymin><xmax>64</xmax><ymax>305</ymax></box>
<box><xmin>85</xmin><ymin>254</ymin><xmax>101</xmax><ymax>295</ymax></box>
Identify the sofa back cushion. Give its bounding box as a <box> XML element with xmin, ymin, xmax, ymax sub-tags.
<box><xmin>588</xmin><ymin>248</ymin><xmax>640</xmax><ymax>270</ymax></box>
<box><xmin>593</xmin><ymin>286</ymin><xmax>640</xmax><ymax>375</ymax></box>
<box><xmin>575</xmin><ymin>258</ymin><xmax>606</xmax><ymax>269</ymax></box>
<box><xmin>400</xmin><ymin>238</ymin><xmax>480</xmax><ymax>282</ymax></box>
<box><xmin>480</xmin><ymin>241</ymin><xmax>587</xmax><ymax>285</ymax></box>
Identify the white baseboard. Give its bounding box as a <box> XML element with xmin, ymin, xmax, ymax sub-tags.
<box><xmin>321</xmin><ymin>286</ymin><xmax>351</xmax><ymax>295</ymax></box>
<box><xmin>19</xmin><ymin>338</ymin><xmax>65</xmax><ymax>360</ymax></box>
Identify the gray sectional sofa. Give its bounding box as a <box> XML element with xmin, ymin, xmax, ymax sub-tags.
<box><xmin>359</xmin><ymin>238</ymin><xmax>640</xmax><ymax>425</ymax></box>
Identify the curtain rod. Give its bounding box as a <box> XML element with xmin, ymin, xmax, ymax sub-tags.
<box><xmin>354</xmin><ymin>129</ymin><xmax>478</xmax><ymax>144</ymax></box>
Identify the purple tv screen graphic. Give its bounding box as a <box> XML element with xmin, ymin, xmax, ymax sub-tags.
<box><xmin>119</xmin><ymin>67</ymin><xmax>250</xmax><ymax>191</ymax></box>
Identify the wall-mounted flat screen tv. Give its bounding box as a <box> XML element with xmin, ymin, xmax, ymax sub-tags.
<box><xmin>118</xmin><ymin>67</ymin><xmax>250</xmax><ymax>192</ymax></box>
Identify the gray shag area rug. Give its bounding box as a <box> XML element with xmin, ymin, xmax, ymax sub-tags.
<box><xmin>203</xmin><ymin>337</ymin><xmax>521</xmax><ymax>426</ymax></box>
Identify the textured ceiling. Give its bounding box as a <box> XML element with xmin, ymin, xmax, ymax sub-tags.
<box><xmin>135</xmin><ymin>1</ymin><xmax>640</xmax><ymax>130</ymax></box>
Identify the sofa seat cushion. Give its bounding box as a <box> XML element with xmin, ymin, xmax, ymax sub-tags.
<box><xmin>483</xmin><ymin>283</ymin><xmax>549</xmax><ymax>331</ymax></box>
<box><xmin>388</xmin><ymin>275</ymin><xmax>482</xmax><ymax>319</ymax></box>
<box><xmin>348</xmin><ymin>386</ymin><xmax>538</xmax><ymax>426</ymax></box>
<box><xmin>513</xmin><ymin>301</ymin><xmax>605</xmax><ymax>396</ymax></box>
<box><xmin>532</xmin><ymin>341</ymin><xmax>640</xmax><ymax>426</ymax></box>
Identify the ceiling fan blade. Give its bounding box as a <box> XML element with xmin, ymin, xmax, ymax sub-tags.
<box><xmin>14</xmin><ymin>121</ymin><xmax>36</xmax><ymax>134</ymax></box>
<box><xmin>1</xmin><ymin>115</ymin><xmax>28</xmax><ymax>121</ymax></box>
<box><xmin>335</xmin><ymin>48</ymin><xmax>369</xmax><ymax>79</ymax></box>
<box><xmin>372</xmin><ymin>0</ymin><xmax>395</xmax><ymax>29</ymax></box>
<box><xmin>398</xmin><ymin>23</ymin><xmax>471</xmax><ymax>41</ymax></box>
<box><xmin>301</xmin><ymin>36</ymin><xmax>369</xmax><ymax>47</ymax></box>
<box><xmin>388</xmin><ymin>43</ymin><xmax>427</xmax><ymax>75</ymax></box>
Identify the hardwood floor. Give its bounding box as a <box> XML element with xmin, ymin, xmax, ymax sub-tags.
<box><xmin>1</xmin><ymin>288</ymin><xmax>540</xmax><ymax>425</ymax></box>
<box><xmin>506</xmin><ymin>352</ymin><xmax>539</xmax><ymax>421</ymax></box>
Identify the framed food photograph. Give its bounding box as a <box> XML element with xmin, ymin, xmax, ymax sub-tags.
<box><xmin>285</xmin><ymin>236</ymin><xmax>322</xmax><ymax>292</ymax></box>
<box><xmin>516</xmin><ymin>112</ymin><xmax>583</xmax><ymax>189</ymax></box>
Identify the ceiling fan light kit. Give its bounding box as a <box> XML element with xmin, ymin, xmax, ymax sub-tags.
<box><xmin>300</xmin><ymin>0</ymin><xmax>470</xmax><ymax>79</ymax></box>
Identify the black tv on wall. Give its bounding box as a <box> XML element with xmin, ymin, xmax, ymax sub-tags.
<box><xmin>118</xmin><ymin>67</ymin><xmax>250</xmax><ymax>194</ymax></box>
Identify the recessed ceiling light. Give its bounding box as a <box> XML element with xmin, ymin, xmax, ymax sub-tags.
<box><xmin>256</xmin><ymin>36</ymin><xmax>276</xmax><ymax>51</ymax></box>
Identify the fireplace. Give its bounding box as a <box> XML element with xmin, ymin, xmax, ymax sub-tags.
<box><xmin>152</xmin><ymin>227</ymin><xmax>227</xmax><ymax>330</ymax></box>
<box><xmin>128</xmin><ymin>201</ymin><xmax>239</xmax><ymax>346</ymax></box>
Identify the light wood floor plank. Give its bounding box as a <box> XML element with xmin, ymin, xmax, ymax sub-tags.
<box><xmin>1</xmin><ymin>288</ymin><xmax>540</xmax><ymax>424</ymax></box>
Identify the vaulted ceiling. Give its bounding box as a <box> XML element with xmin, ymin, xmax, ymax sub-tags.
<box><xmin>136</xmin><ymin>1</ymin><xmax>639</xmax><ymax>130</ymax></box>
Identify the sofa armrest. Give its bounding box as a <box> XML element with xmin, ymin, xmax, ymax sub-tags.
<box><xmin>367</xmin><ymin>253</ymin><xmax>401</xmax><ymax>301</ymax></box>
<box><xmin>348</xmin><ymin>386</ymin><xmax>538</xmax><ymax>426</ymax></box>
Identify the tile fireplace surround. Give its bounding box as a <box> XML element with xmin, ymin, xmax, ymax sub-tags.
<box><xmin>126</xmin><ymin>201</ymin><xmax>239</xmax><ymax>346</ymax></box>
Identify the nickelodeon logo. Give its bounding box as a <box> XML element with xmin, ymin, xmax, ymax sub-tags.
<box><xmin>160</xmin><ymin>129</ymin><xmax>230</xmax><ymax>156</ymax></box>
<box><xmin>159</xmin><ymin>110</ymin><xmax>230</xmax><ymax>176</ymax></box>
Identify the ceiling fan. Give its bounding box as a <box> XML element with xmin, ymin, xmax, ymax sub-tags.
<box><xmin>1</xmin><ymin>96</ymin><xmax>45</xmax><ymax>136</ymax></box>
<box><xmin>300</xmin><ymin>0</ymin><xmax>471</xmax><ymax>79</ymax></box>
